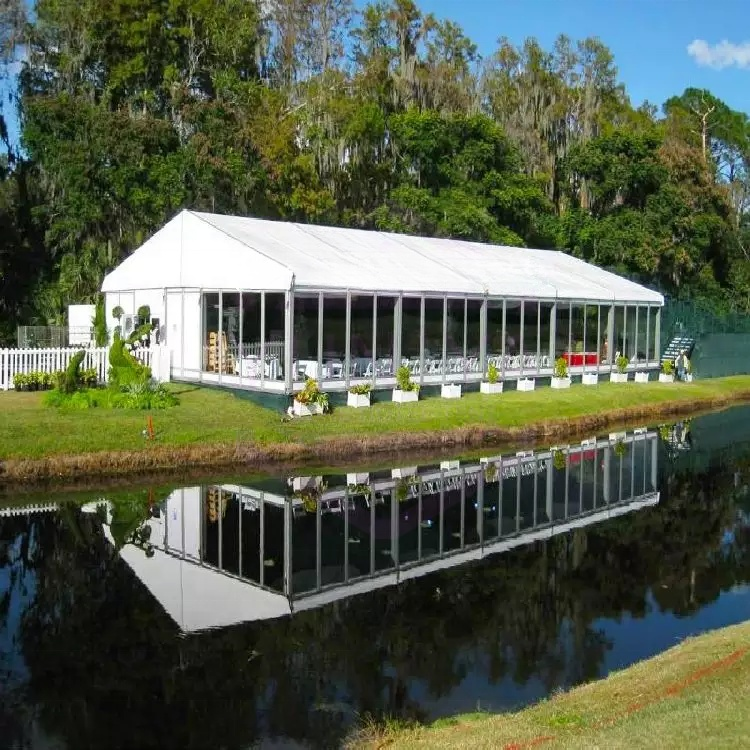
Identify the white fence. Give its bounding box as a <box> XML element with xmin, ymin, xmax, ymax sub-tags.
<box><xmin>0</xmin><ymin>346</ymin><xmax>158</xmax><ymax>391</ymax></box>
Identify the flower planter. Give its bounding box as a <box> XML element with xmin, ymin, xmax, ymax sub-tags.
<box><xmin>516</xmin><ymin>378</ymin><xmax>535</xmax><ymax>392</ymax></box>
<box><xmin>581</xmin><ymin>373</ymin><xmax>599</xmax><ymax>386</ymax></box>
<box><xmin>293</xmin><ymin>400</ymin><xmax>324</xmax><ymax>417</ymax></box>
<box><xmin>634</xmin><ymin>372</ymin><xmax>649</xmax><ymax>383</ymax></box>
<box><xmin>480</xmin><ymin>381</ymin><xmax>504</xmax><ymax>394</ymax></box>
<box><xmin>392</xmin><ymin>389</ymin><xmax>418</xmax><ymax>403</ymax></box>
<box><xmin>347</xmin><ymin>392</ymin><xmax>371</xmax><ymax>408</ymax></box>
<box><xmin>609</xmin><ymin>372</ymin><xmax>629</xmax><ymax>383</ymax></box>
<box><xmin>658</xmin><ymin>373</ymin><xmax>675</xmax><ymax>384</ymax></box>
<box><xmin>550</xmin><ymin>377</ymin><xmax>571</xmax><ymax>390</ymax></box>
<box><xmin>392</xmin><ymin>467</ymin><xmax>418</xmax><ymax>479</ymax></box>
<box><xmin>441</xmin><ymin>383</ymin><xmax>462</xmax><ymax>399</ymax></box>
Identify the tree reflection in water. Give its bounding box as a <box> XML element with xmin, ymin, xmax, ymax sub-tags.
<box><xmin>1</xmin><ymin>423</ymin><xmax>750</xmax><ymax>750</ymax></box>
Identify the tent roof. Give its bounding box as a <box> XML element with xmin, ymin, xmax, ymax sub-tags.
<box><xmin>102</xmin><ymin>210</ymin><xmax>664</xmax><ymax>304</ymax></box>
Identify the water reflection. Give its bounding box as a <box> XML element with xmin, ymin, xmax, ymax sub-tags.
<box><xmin>104</xmin><ymin>430</ymin><xmax>658</xmax><ymax>631</ymax></box>
<box><xmin>1</xmin><ymin>413</ymin><xmax>750</xmax><ymax>750</ymax></box>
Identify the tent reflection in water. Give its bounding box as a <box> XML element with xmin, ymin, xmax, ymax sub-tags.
<box><xmin>102</xmin><ymin>430</ymin><xmax>660</xmax><ymax>633</ymax></box>
<box><xmin>101</xmin><ymin>210</ymin><xmax>665</xmax><ymax>395</ymax></box>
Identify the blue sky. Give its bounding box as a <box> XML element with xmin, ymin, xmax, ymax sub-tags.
<box><xmin>415</xmin><ymin>0</ymin><xmax>750</xmax><ymax>112</ymax></box>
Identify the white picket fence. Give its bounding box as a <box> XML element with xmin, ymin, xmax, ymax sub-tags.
<box><xmin>0</xmin><ymin>346</ymin><xmax>155</xmax><ymax>391</ymax></box>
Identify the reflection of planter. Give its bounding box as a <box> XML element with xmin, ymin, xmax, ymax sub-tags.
<box><xmin>291</xmin><ymin>475</ymin><xmax>322</xmax><ymax>491</ymax></box>
<box><xmin>659</xmin><ymin>373</ymin><xmax>675</xmax><ymax>384</ymax></box>
<box><xmin>441</xmin><ymin>383</ymin><xmax>462</xmax><ymax>399</ymax></box>
<box><xmin>392</xmin><ymin>389</ymin><xmax>418</xmax><ymax>403</ymax></box>
<box><xmin>440</xmin><ymin>460</ymin><xmax>460</xmax><ymax>470</ymax></box>
<box><xmin>517</xmin><ymin>378</ymin><xmax>535</xmax><ymax>392</ymax></box>
<box><xmin>480</xmin><ymin>381</ymin><xmax>504</xmax><ymax>394</ymax></box>
<box><xmin>581</xmin><ymin>373</ymin><xmax>599</xmax><ymax>386</ymax></box>
<box><xmin>392</xmin><ymin>467</ymin><xmax>418</xmax><ymax>479</ymax></box>
<box><xmin>347</xmin><ymin>472</ymin><xmax>370</xmax><ymax>485</ymax></box>
<box><xmin>634</xmin><ymin>372</ymin><xmax>649</xmax><ymax>383</ymax></box>
<box><xmin>347</xmin><ymin>392</ymin><xmax>371</xmax><ymax>408</ymax></box>
<box><xmin>609</xmin><ymin>373</ymin><xmax>629</xmax><ymax>383</ymax></box>
<box><xmin>293</xmin><ymin>400</ymin><xmax>324</xmax><ymax>417</ymax></box>
<box><xmin>550</xmin><ymin>377</ymin><xmax>571</xmax><ymax>390</ymax></box>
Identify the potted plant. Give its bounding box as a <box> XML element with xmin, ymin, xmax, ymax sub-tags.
<box><xmin>112</xmin><ymin>305</ymin><xmax>124</xmax><ymax>322</ymax></box>
<box><xmin>392</xmin><ymin>365</ymin><xmax>419</xmax><ymax>403</ymax></box>
<box><xmin>610</xmin><ymin>355</ymin><xmax>630</xmax><ymax>383</ymax></box>
<box><xmin>551</xmin><ymin>357</ymin><xmax>571</xmax><ymax>389</ymax></box>
<box><xmin>481</xmin><ymin>361</ymin><xmax>503</xmax><ymax>394</ymax></box>
<box><xmin>441</xmin><ymin>381</ymin><xmax>462</xmax><ymax>399</ymax></box>
<box><xmin>552</xmin><ymin>448</ymin><xmax>567</xmax><ymax>471</ymax></box>
<box><xmin>347</xmin><ymin>382</ymin><xmax>371</xmax><ymax>408</ymax></box>
<box><xmin>292</xmin><ymin>378</ymin><xmax>329</xmax><ymax>417</ymax></box>
<box><xmin>634</xmin><ymin>369</ymin><xmax>649</xmax><ymax>383</ymax></box>
<box><xmin>659</xmin><ymin>359</ymin><xmax>675</xmax><ymax>384</ymax></box>
<box><xmin>517</xmin><ymin>375</ymin><xmax>535</xmax><ymax>391</ymax></box>
<box><xmin>137</xmin><ymin>305</ymin><xmax>151</xmax><ymax>326</ymax></box>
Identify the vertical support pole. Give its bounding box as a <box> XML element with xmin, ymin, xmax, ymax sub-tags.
<box><xmin>549</xmin><ymin>302</ymin><xmax>557</xmax><ymax>368</ymax></box>
<box><xmin>607</xmin><ymin>304</ymin><xmax>615</xmax><ymax>369</ymax></box>
<box><xmin>260</xmin><ymin>291</ymin><xmax>266</xmax><ymax>388</ymax></box>
<box><xmin>477</xmin><ymin>469</ymin><xmax>484</xmax><ymax>544</ymax></box>
<box><xmin>284</xmin><ymin>289</ymin><xmax>294</xmax><ymax>394</ymax></box>
<box><xmin>417</xmin><ymin>483</ymin><xmax>423</xmax><ymax>560</ymax></box>
<box><xmin>217</xmin><ymin>291</ymin><xmax>223</xmax><ymax>386</ymax></box>
<box><xmin>391</xmin><ymin>485</ymin><xmax>398</xmax><ymax>569</ymax></box>
<box><xmin>344</xmin><ymin>486</ymin><xmax>350</xmax><ymax>582</ymax></box>
<box><xmin>634</xmin><ymin>305</ymin><xmax>640</xmax><ymax>364</ymax></box>
<box><xmin>345</xmin><ymin>290</ymin><xmax>352</xmax><ymax>389</ymax></box>
<box><xmin>317</xmin><ymin>292</ymin><xmax>324</xmax><ymax>382</ymax></box>
<box><xmin>459</xmin><ymin>470</ymin><xmax>466</xmax><ymax>548</ymax></box>
<box><xmin>180</xmin><ymin>288</ymin><xmax>186</xmax><ymax>378</ymax></box>
<box><xmin>316</xmin><ymin>496</ymin><xmax>322</xmax><ymax>591</ymax></box>
<box><xmin>501</xmin><ymin>299</ymin><xmax>507</xmax><ymax>377</ymax></box>
<box><xmin>519</xmin><ymin>301</ymin><xmax>525</xmax><ymax>376</ymax></box>
<box><xmin>651</xmin><ymin>435</ymin><xmax>658</xmax><ymax>490</ymax></box>
<box><xmin>533</xmin><ymin>459</ymin><xmax>538</xmax><ymax>526</ymax></box>
<box><xmin>463</xmin><ymin>297</ymin><xmax>468</xmax><ymax>382</ymax></box>
<box><xmin>238</xmin><ymin>292</ymin><xmax>244</xmax><ymax>388</ymax></box>
<box><xmin>582</xmin><ymin>302</ymin><xmax>588</xmax><ymax>372</ymax></box>
<box><xmin>596</xmin><ymin>304</ymin><xmax>602</xmax><ymax>376</ymax></box>
<box><xmin>439</xmin><ymin>469</ymin><xmax>445</xmax><ymax>555</ymax></box>
<box><xmin>515</xmin><ymin>463</ymin><xmax>521</xmax><ymax>532</ymax></box>
<box><xmin>238</xmin><ymin>489</ymin><xmax>243</xmax><ymax>578</ymax></box>
<box><xmin>655</xmin><ymin>307</ymin><xmax>662</xmax><ymax>363</ymax></box>
<box><xmin>259</xmin><ymin>492</ymin><xmax>265</xmax><ymax>585</ymax></box>
<box><xmin>441</xmin><ymin>295</ymin><xmax>448</xmax><ymax>385</ymax></box>
<box><xmin>623</xmin><ymin>304</ymin><xmax>628</xmax><ymax>363</ymax></box>
<box><xmin>480</xmin><ymin>296</ymin><xmax>488</xmax><ymax>378</ymax></box>
<box><xmin>567</xmin><ymin>302</ymin><xmax>573</xmax><ymax>367</ymax></box>
<box><xmin>369</xmin><ymin>489</ymin><xmax>376</xmax><ymax>574</ymax></box>
<box><xmin>283</xmin><ymin>497</ymin><xmax>293</xmax><ymax>598</ymax></box>
<box><xmin>546</xmin><ymin>456</ymin><xmax>553</xmax><ymax>522</ymax></box>
<box><xmin>371</xmin><ymin>293</ymin><xmax>377</xmax><ymax>389</ymax></box>
<box><xmin>645</xmin><ymin>307</ymin><xmax>651</xmax><ymax>366</ymax></box>
<box><xmin>394</xmin><ymin>295</ymin><xmax>402</xmax><ymax>371</ymax></box>
<box><xmin>419</xmin><ymin>295</ymin><xmax>425</xmax><ymax>387</ymax></box>
<box><xmin>536</xmin><ymin>300</ymin><xmax>541</xmax><ymax>374</ymax></box>
<box><xmin>603</xmin><ymin>446</ymin><xmax>611</xmax><ymax>504</ymax></box>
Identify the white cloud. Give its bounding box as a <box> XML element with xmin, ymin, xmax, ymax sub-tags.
<box><xmin>687</xmin><ymin>39</ymin><xmax>750</xmax><ymax>70</ymax></box>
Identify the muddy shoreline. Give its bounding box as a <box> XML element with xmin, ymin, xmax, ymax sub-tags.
<box><xmin>2</xmin><ymin>389</ymin><xmax>748</xmax><ymax>493</ymax></box>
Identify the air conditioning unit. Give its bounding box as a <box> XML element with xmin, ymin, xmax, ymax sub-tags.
<box><xmin>122</xmin><ymin>314</ymin><xmax>136</xmax><ymax>336</ymax></box>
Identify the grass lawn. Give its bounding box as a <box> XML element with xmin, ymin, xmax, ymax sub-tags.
<box><xmin>1</xmin><ymin>375</ymin><xmax>750</xmax><ymax>461</ymax></box>
<box><xmin>350</xmin><ymin>620</ymin><xmax>750</xmax><ymax>750</ymax></box>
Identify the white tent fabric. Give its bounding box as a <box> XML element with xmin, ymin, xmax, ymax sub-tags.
<box><xmin>102</xmin><ymin>210</ymin><xmax>664</xmax><ymax>304</ymax></box>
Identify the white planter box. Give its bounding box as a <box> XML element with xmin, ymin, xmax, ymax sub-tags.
<box><xmin>685</xmin><ymin>373</ymin><xmax>694</xmax><ymax>382</ymax></box>
<box><xmin>293</xmin><ymin>400</ymin><xmax>324</xmax><ymax>417</ymax></box>
<box><xmin>517</xmin><ymin>378</ymin><xmax>535</xmax><ymax>392</ymax></box>
<box><xmin>347</xmin><ymin>392</ymin><xmax>371</xmax><ymax>408</ymax></box>
<box><xmin>291</xmin><ymin>476</ymin><xmax>322</xmax><ymax>491</ymax></box>
<box><xmin>347</xmin><ymin>473</ymin><xmax>370</xmax><ymax>485</ymax></box>
<box><xmin>550</xmin><ymin>377</ymin><xmax>571</xmax><ymax>390</ymax></box>
<box><xmin>392</xmin><ymin>389</ymin><xmax>419</xmax><ymax>403</ymax></box>
<box><xmin>441</xmin><ymin>383</ymin><xmax>462</xmax><ymax>399</ymax></box>
<box><xmin>634</xmin><ymin>372</ymin><xmax>649</xmax><ymax>383</ymax></box>
<box><xmin>609</xmin><ymin>373</ymin><xmax>629</xmax><ymax>384</ymax></box>
<box><xmin>609</xmin><ymin>431</ymin><xmax>627</xmax><ymax>442</ymax></box>
<box><xmin>480</xmin><ymin>381</ymin><xmax>504</xmax><ymax>394</ymax></box>
<box><xmin>658</xmin><ymin>373</ymin><xmax>675</xmax><ymax>384</ymax></box>
<box><xmin>582</xmin><ymin>373</ymin><xmax>599</xmax><ymax>386</ymax></box>
<box><xmin>392</xmin><ymin>467</ymin><xmax>418</xmax><ymax>479</ymax></box>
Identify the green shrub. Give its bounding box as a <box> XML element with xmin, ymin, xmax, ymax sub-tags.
<box><xmin>108</xmin><ymin>336</ymin><xmax>151</xmax><ymax>387</ymax></box>
<box><xmin>137</xmin><ymin>305</ymin><xmax>151</xmax><ymax>325</ymax></box>
<box><xmin>112</xmin><ymin>305</ymin><xmax>124</xmax><ymax>321</ymax></box>
<box><xmin>553</xmin><ymin>449</ymin><xmax>567</xmax><ymax>470</ymax></box>
<box><xmin>487</xmin><ymin>361</ymin><xmax>498</xmax><ymax>384</ymax></box>
<box><xmin>396</xmin><ymin>365</ymin><xmax>419</xmax><ymax>392</ymax></box>
<box><xmin>92</xmin><ymin>296</ymin><xmax>108</xmax><ymax>346</ymax></box>
<box><xmin>60</xmin><ymin>350</ymin><xmax>87</xmax><ymax>394</ymax></box>
<box><xmin>661</xmin><ymin>359</ymin><xmax>674</xmax><ymax>375</ymax></box>
<box><xmin>554</xmin><ymin>357</ymin><xmax>569</xmax><ymax>379</ymax></box>
<box><xmin>616</xmin><ymin>355</ymin><xmax>629</xmax><ymax>374</ymax></box>
<box><xmin>349</xmin><ymin>383</ymin><xmax>371</xmax><ymax>395</ymax></box>
<box><xmin>294</xmin><ymin>378</ymin><xmax>329</xmax><ymax>412</ymax></box>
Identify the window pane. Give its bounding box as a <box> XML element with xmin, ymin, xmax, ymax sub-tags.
<box><xmin>322</xmin><ymin>295</ymin><xmax>347</xmax><ymax>382</ymax></box>
<box><xmin>540</xmin><ymin>302</ymin><xmax>554</xmax><ymax>367</ymax></box>
<box><xmin>522</xmin><ymin>301</ymin><xmax>539</xmax><ymax>370</ymax></box>
<box><xmin>402</xmin><ymin>297</ymin><xmax>421</xmax><ymax>370</ymax></box>
<box><xmin>239</xmin><ymin>292</ymin><xmax>262</xmax><ymax>379</ymax></box>
<box><xmin>447</xmin><ymin>299</ymin><xmax>464</xmax><ymax>356</ymax></box>
<box><xmin>555</xmin><ymin>302</ymin><xmax>571</xmax><ymax>359</ymax></box>
<box><xmin>376</xmin><ymin>296</ymin><xmax>396</xmax><ymax>378</ymax></box>
<box><xmin>467</xmin><ymin>299</ymin><xmax>481</xmax><ymax>371</ymax></box>
<box><xmin>265</xmin><ymin>293</ymin><xmax>286</xmax><ymax>381</ymax></box>
<box><xmin>506</xmin><ymin>301</ymin><xmax>521</xmax><ymax>366</ymax></box>
<box><xmin>293</xmin><ymin>294</ymin><xmax>318</xmax><ymax>380</ymax></box>
<box><xmin>424</xmin><ymin>298</ymin><xmax>443</xmax><ymax>361</ymax></box>
<box><xmin>202</xmin><ymin>292</ymin><xmax>219</xmax><ymax>372</ymax></box>
<box><xmin>350</xmin><ymin>294</ymin><xmax>373</xmax><ymax>380</ymax></box>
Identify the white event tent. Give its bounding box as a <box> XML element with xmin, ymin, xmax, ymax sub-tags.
<box><xmin>101</xmin><ymin>209</ymin><xmax>665</xmax><ymax>393</ymax></box>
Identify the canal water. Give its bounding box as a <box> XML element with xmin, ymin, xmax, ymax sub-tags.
<box><xmin>1</xmin><ymin>407</ymin><xmax>750</xmax><ymax>749</ymax></box>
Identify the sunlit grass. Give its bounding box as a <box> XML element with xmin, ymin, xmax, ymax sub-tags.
<box><xmin>1</xmin><ymin>375</ymin><xmax>750</xmax><ymax>460</ymax></box>
<box><xmin>348</xmin><ymin>620</ymin><xmax>750</xmax><ymax>749</ymax></box>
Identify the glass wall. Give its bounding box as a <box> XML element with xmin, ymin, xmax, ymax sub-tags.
<box><xmin>522</xmin><ymin>301</ymin><xmax>539</xmax><ymax>372</ymax></box>
<box><xmin>322</xmin><ymin>295</ymin><xmax>347</xmax><ymax>382</ymax></box>
<box><xmin>221</xmin><ymin>293</ymin><xmax>240</xmax><ymax>376</ymax></box>
<box><xmin>487</xmin><ymin>300</ymin><xmax>504</xmax><ymax>373</ymax></box>
<box><xmin>202</xmin><ymin>292</ymin><xmax>220</xmax><ymax>372</ymax></box>
<box><xmin>506</xmin><ymin>301</ymin><xmax>521</xmax><ymax>369</ymax></box>
<box><xmin>540</xmin><ymin>302</ymin><xmax>554</xmax><ymax>369</ymax></box>
<box><xmin>265</xmin><ymin>293</ymin><xmax>286</xmax><ymax>381</ymax></box>
<box><xmin>401</xmin><ymin>297</ymin><xmax>421</xmax><ymax>374</ymax></box>
<box><xmin>424</xmin><ymin>298</ymin><xmax>444</xmax><ymax>374</ymax></box>
<box><xmin>648</xmin><ymin>307</ymin><xmax>659</xmax><ymax>362</ymax></box>
<box><xmin>376</xmin><ymin>296</ymin><xmax>396</xmax><ymax>379</ymax></box>
<box><xmin>293</xmin><ymin>294</ymin><xmax>319</xmax><ymax>380</ymax></box>
<box><xmin>467</xmin><ymin>300</ymin><xmax>481</xmax><ymax>375</ymax></box>
<box><xmin>554</xmin><ymin>302</ymin><xmax>571</xmax><ymax>359</ymax></box>
<box><xmin>613</xmin><ymin>305</ymin><xmax>626</xmax><ymax>363</ymax></box>
<box><xmin>350</xmin><ymin>294</ymin><xmax>374</xmax><ymax>380</ymax></box>
<box><xmin>239</xmin><ymin>292</ymin><xmax>261</xmax><ymax>380</ymax></box>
